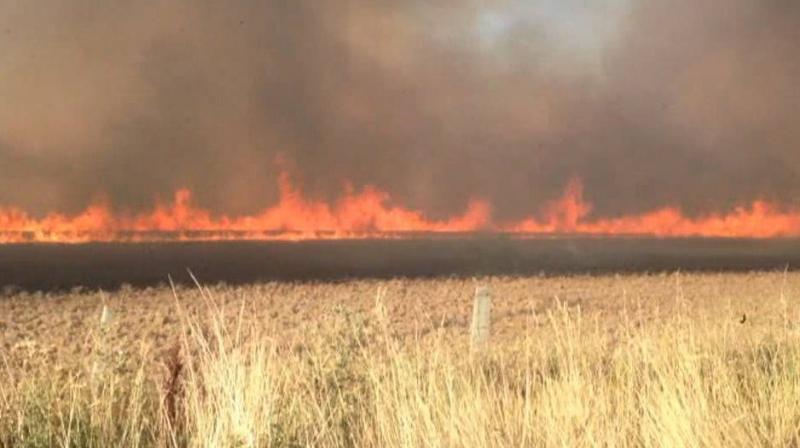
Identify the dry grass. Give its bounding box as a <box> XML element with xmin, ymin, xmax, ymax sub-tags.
<box><xmin>2</xmin><ymin>272</ymin><xmax>800</xmax><ymax>446</ymax></box>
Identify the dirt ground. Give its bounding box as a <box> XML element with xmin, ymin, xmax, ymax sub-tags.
<box><xmin>3</xmin><ymin>272</ymin><xmax>800</xmax><ymax>378</ymax></box>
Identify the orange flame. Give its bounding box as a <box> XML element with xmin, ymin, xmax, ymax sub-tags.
<box><xmin>0</xmin><ymin>172</ymin><xmax>491</xmax><ymax>243</ymax></box>
<box><xmin>505</xmin><ymin>179</ymin><xmax>800</xmax><ymax>238</ymax></box>
<box><xmin>2</xmin><ymin>173</ymin><xmax>799</xmax><ymax>243</ymax></box>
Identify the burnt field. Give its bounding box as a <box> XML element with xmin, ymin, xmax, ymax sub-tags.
<box><xmin>1</xmin><ymin>236</ymin><xmax>799</xmax><ymax>291</ymax></box>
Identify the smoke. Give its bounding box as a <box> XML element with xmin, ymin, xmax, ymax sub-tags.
<box><xmin>1</xmin><ymin>0</ymin><xmax>799</xmax><ymax>221</ymax></box>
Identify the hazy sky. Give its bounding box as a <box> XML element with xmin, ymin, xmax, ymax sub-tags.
<box><xmin>1</xmin><ymin>0</ymin><xmax>799</xmax><ymax>220</ymax></box>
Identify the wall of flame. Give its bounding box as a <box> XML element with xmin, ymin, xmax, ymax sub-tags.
<box><xmin>3</xmin><ymin>172</ymin><xmax>799</xmax><ymax>243</ymax></box>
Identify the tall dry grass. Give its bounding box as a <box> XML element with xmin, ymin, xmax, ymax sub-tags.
<box><xmin>2</xmin><ymin>280</ymin><xmax>800</xmax><ymax>447</ymax></box>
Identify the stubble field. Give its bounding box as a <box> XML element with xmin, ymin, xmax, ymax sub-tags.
<box><xmin>3</xmin><ymin>272</ymin><xmax>800</xmax><ymax>446</ymax></box>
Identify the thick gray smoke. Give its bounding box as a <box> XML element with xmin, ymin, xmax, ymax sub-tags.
<box><xmin>1</xmin><ymin>0</ymin><xmax>799</xmax><ymax>220</ymax></box>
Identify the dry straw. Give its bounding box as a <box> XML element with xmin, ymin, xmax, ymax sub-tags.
<box><xmin>2</xmin><ymin>276</ymin><xmax>800</xmax><ymax>447</ymax></box>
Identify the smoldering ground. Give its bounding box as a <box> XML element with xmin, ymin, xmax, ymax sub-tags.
<box><xmin>2</xmin><ymin>238</ymin><xmax>800</xmax><ymax>291</ymax></box>
<box><xmin>1</xmin><ymin>0</ymin><xmax>799</xmax><ymax>221</ymax></box>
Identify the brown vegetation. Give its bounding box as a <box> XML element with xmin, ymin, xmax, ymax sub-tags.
<box><xmin>2</xmin><ymin>272</ymin><xmax>800</xmax><ymax>446</ymax></box>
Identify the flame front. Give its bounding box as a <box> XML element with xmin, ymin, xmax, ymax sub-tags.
<box><xmin>2</xmin><ymin>173</ymin><xmax>799</xmax><ymax>244</ymax></box>
<box><xmin>506</xmin><ymin>179</ymin><xmax>800</xmax><ymax>238</ymax></box>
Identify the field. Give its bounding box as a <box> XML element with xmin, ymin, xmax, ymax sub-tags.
<box><xmin>3</xmin><ymin>271</ymin><xmax>800</xmax><ymax>446</ymax></box>
<box><xmin>4</xmin><ymin>237</ymin><xmax>800</xmax><ymax>290</ymax></box>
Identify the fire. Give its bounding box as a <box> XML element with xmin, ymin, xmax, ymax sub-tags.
<box><xmin>505</xmin><ymin>179</ymin><xmax>800</xmax><ymax>238</ymax></box>
<box><xmin>2</xmin><ymin>173</ymin><xmax>799</xmax><ymax>244</ymax></box>
<box><xmin>0</xmin><ymin>172</ymin><xmax>492</xmax><ymax>243</ymax></box>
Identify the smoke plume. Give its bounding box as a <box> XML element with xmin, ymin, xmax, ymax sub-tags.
<box><xmin>1</xmin><ymin>0</ymin><xmax>799</xmax><ymax>221</ymax></box>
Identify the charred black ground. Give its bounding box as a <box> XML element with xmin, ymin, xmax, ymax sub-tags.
<box><xmin>2</xmin><ymin>237</ymin><xmax>799</xmax><ymax>292</ymax></box>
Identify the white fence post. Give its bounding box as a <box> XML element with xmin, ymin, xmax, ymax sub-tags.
<box><xmin>471</xmin><ymin>286</ymin><xmax>492</xmax><ymax>350</ymax></box>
